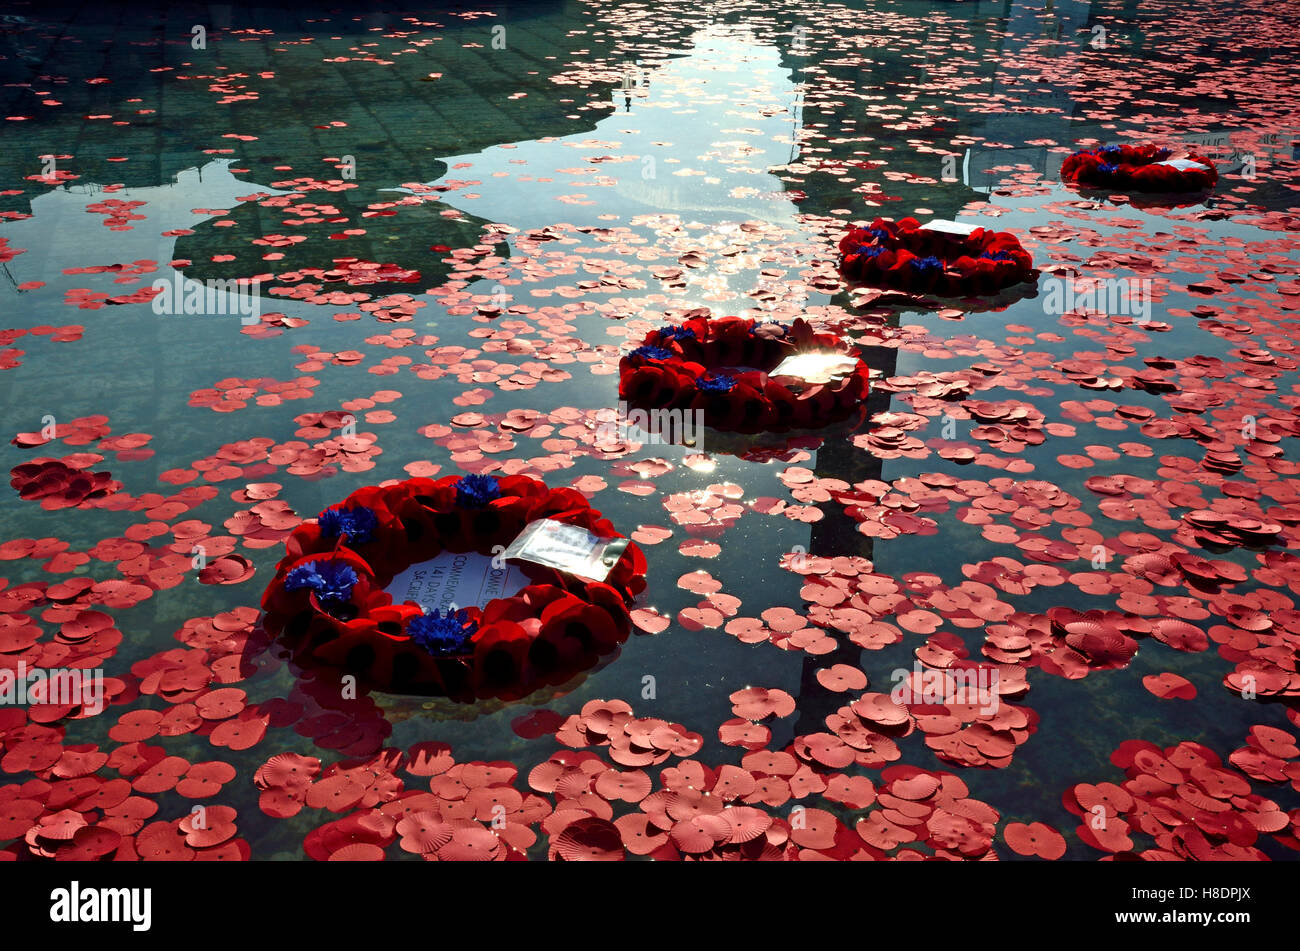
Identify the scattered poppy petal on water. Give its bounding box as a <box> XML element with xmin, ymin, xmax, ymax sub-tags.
<box><xmin>552</xmin><ymin>816</ymin><xmax>623</xmax><ymax>861</ymax></box>
<box><xmin>1143</xmin><ymin>673</ymin><xmax>1197</xmax><ymax>700</ymax></box>
<box><xmin>816</xmin><ymin>664</ymin><xmax>869</xmax><ymax>693</ymax></box>
<box><xmin>1002</xmin><ymin>822</ymin><xmax>1067</xmax><ymax>860</ymax></box>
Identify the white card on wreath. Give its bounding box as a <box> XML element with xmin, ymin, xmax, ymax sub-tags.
<box><xmin>769</xmin><ymin>352</ymin><xmax>859</xmax><ymax>384</ymax></box>
<box><xmin>1155</xmin><ymin>158</ymin><xmax>1210</xmax><ymax>171</ymax></box>
<box><xmin>918</xmin><ymin>219</ymin><xmax>980</xmax><ymax>236</ymax></box>
<box><xmin>386</xmin><ymin>550</ymin><xmax>527</xmax><ymax>613</ymax></box>
<box><xmin>503</xmin><ymin>518</ymin><xmax>628</xmax><ymax>583</ymax></box>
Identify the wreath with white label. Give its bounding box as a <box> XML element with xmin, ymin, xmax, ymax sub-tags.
<box><xmin>1060</xmin><ymin>144</ymin><xmax>1218</xmax><ymax>193</ymax></box>
<box><xmin>618</xmin><ymin>316</ymin><xmax>871</xmax><ymax>434</ymax></box>
<box><xmin>837</xmin><ymin>216</ymin><xmax>1036</xmax><ymax>296</ymax></box>
<box><xmin>260</xmin><ymin>474</ymin><xmax>647</xmax><ymax>699</ymax></box>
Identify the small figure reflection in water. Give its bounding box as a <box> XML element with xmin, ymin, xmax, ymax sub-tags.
<box><xmin>620</xmin><ymin>59</ymin><xmax>650</xmax><ymax>111</ymax></box>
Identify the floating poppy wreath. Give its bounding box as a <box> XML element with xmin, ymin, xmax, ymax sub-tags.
<box><xmin>1060</xmin><ymin>144</ymin><xmax>1218</xmax><ymax>193</ymax></box>
<box><xmin>618</xmin><ymin>316</ymin><xmax>871</xmax><ymax>434</ymax></box>
<box><xmin>260</xmin><ymin>474</ymin><xmax>647</xmax><ymax>700</ymax></box>
<box><xmin>836</xmin><ymin>217</ymin><xmax>1036</xmax><ymax>296</ymax></box>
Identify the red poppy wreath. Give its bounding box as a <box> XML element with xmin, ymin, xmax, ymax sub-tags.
<box><xmin>1060</xmin><ymin>144</ymin><xmax>1218</xmax><ymax>193</ymax></box>
<box><xmin>260</xmin><ymin>474</ymin><xmax>647</xmax><ymax>700</ymax></box>
<box><xmin>837</xmin><ymin>217</ymin><xmax>1036</xmax><ymax>296</ymax></box>
<box><xmin>618</xmin><ymin>316</ymin><xmax>871</xmax><ymax>434</ymax></box>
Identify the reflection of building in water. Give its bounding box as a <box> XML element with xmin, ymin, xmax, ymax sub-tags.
<box><xmin>961</xmin><ymin>0</ymin><xmax>1094</xmax><ymax>192</ymax></box>
<box><xmin>780</xmin><ymin>1</ymin><xmax>1103</xmax><ymax>734</ymax></box>
<box><xmin>1181</xmin><ymin>130</ymin><xmax>1298</xmax><ymax>177</ymax></box>
<box><xmin>959</xmin><ymin>0</ymin><xmax>1294</xmax><ymax>191</ymax></box>
<box><xmin>780</xmin><ymin>0</ymin><xmax>1295</xmax><ymax>734</ymax></box>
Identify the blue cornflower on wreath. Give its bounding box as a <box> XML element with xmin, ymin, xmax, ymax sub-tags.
<box><xmin>318</xmin><ymin>505</ymin><xmax>378</xmax><ymax>544</ymax></box>
<box><xmin>284</xmin><ymin>559</ymin><xmax>358</xmax><ymax>616</ymax></box>
<box><xmin>408</xmin><ymin>608</ymin><xmax>478</xmax><ymax>656</ymax></box>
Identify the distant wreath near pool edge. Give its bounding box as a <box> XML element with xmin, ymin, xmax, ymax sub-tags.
<box><xmin>618</xmin><ymin>316</ymin><xmax>871</xmax><ymax>435</ymax></box>
<box><xmin>836</xmin><ymin>217</ymin><xmax>1036</xmax><ymax>297</ymax></box>
<box><xmin>260</xmin><ymin>474</ymin><xmax>647</xmax><ymax>700</ymax></box>
<box><xmin>1060</xmin><ymin>144</ymin><xmax>1219</xmax><ymax>193</ymax></box>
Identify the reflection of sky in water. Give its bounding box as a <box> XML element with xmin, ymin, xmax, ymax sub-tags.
<box><xmin>1</xmin><ymin>163</ymin><xmax>291</xmax><ymax>334</ymax></box>
<box><xmin>426</xmin><ymin>28</ymin><xmax>806</xmax><ymax>229</ymax></box>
